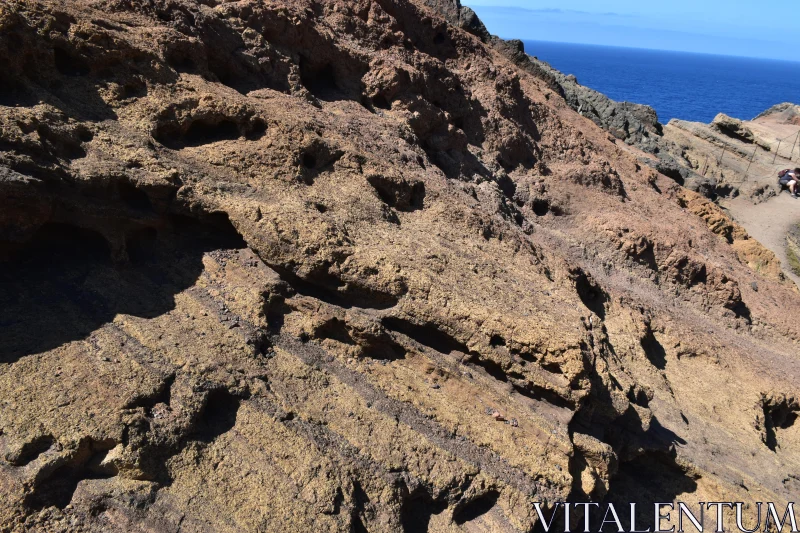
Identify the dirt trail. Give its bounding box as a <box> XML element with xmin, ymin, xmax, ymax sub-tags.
<box><xmin>723</xmin><ymin>191</ymin><xmax>800</xmax><ymax>286</ymax></box>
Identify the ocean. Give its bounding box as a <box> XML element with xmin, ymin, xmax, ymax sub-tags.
<box><xmin>521</xmin><ymin>40</ymin><xmax>800</xmax><ymax>124</ymax></box>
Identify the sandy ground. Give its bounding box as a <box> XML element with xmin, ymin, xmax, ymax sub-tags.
<box><xmin>723</xmin><ymin>191</ymin><xmax>800</xmax><ymax>287</ymax></box>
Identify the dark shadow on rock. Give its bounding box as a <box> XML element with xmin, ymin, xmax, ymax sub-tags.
<box><xmin>572</xmin><ymin>390</ymin><xmax>687</xmax><ymax>465</ymax></box>
<box><xmin>400</xmin><ymin>492</ymin><xmax>447</xmax><ymax>533</ymax></box>
<box><xmin>761</xmin><ymin>395</ymin><xmax>799</xmax><ymax>452</ymax></box>
<box><xmin>453</xmin><ymin>490</ymin><xmax>500</xmax><ymax>525</ymax></box>
<box><xmin>23</xmin><ymin>437</ymin><xmax>118</xmax><ymax>511</ymax></box>
<box><xmin>297</xmin><ymin>143</ymin><xmax>344</xmax><ymax>186</ymax></box>
<box><xmin>640</xmin><ymin>328</ymin><xmax>667</xmax><ymax>370</ymax></box>
<box><xmin>566</xmin><ymin>343</ymin><xmax>694</xmax><ymax>520</ymax></box>
<box><xmin>299</xmin><ymin>53</ymin><xmax>368</xmax><ymax>104</ymax></box>
<box><xmin>349</xmin><ymin>479</ymin><xmax>372</xmax><ymax>533</ymax></box>
<box><xmin>600</xmin><ymin>450</ymin><xmax>698</xmax><ymax>529</ymax></box>
<box><xmin>0</xmin><ymin>214</ymin><xmax>246</xmax><ymax>363</ymax></box>
<box><xmin>382</xmin><ymin>316</ymin><xmax>469</xmax><ymax>355</ymax></box>
<box><xmin>129</xmin><ymin>387</ymin><xmax>247</xmax><ymax>488</ymax></box>
<box><xmin>571</xmin><ymin>268</ymin><xmax>609</xmax><ymax>320</ymax></box>
<box><xmin>727</xmin><ymin>299</ymin><xmax>753</xmax><ymax>323</ymax></box>
<box><xmin>273</xmin><ymin>266</ymin><xmax>401</xmax><ymax>311</ymax></box>
<box><xmin>190</xmin><ymin>389</ymin><xmax>242</xmax><ymax>444</ymax></box>
<box><xmin>367</xmin><ymin>174</ymin><xmax>426</xmax><ymax>212</ymax></box>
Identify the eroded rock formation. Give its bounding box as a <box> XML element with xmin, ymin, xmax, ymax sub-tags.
<box><xmin>660</xmin><ymin>103</ymin><xmax>800</xmax><ymax>201</ymax></box>
<box><xmin>1</xmin><ymin>1</ymin><xmax>799</xmax><ymax>531</ymax></box>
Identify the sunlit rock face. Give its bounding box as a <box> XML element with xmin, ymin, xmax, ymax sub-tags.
<box><xmin>0</xmin><ymin>1</ymin><xmax>799</xmax><ymax>531</ymax></box>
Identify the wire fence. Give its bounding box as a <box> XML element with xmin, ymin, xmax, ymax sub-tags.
<box><xmin>698</xmin><ymin>127</ymin><xmax>800</xmax><ymax>185</ymax></box>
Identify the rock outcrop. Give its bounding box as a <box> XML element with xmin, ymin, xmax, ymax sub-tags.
<box><xmin>756</xmin><ymin>102</ymin><xmax>800</xmax><ymax>125</ymax></box>
<box><xmin>659</xmin><ymin>103</ymin><xmax>800</xmax><ymax>201</ymax></box>
<box><xmin>488</xmin><ymin>39</ymin><xmax>665</xmax><ymax>152</ymax></box>
<box><xmin>454</xmin><ymin>18</ymin><xmax>719</xmax><ymax>201</ymax></box>
<box><xmin>421</xmin><ymin>2</ymin><xmax>666</xmax><ymax>156</ymax></box>
<box><xmin>1</xmin><ymin>1</ymin><xmax>799</xmax><ymax>532</ymax></box>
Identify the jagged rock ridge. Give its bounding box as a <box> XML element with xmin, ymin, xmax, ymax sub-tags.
<box><xmin>1</xmin><ymin>0</ymin><xmax>799</xmax><ymax>532</ymax></box>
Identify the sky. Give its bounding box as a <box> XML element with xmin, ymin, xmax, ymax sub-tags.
<box><xmin>462</xmin><ymin>1</ymin><xmax>800</xmax><ymax>61</ymax></box>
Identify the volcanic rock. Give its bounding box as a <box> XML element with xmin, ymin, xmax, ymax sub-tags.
<box><xmin>0</xmin><ymin>1</ymin><xmax>799</xmax><ymax>532</ymax></box>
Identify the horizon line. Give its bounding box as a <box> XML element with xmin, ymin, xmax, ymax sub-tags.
<box><xmin>507</xmin><ymin>37</ymin><xmax>800</xmax><ymax>65</ymax></box>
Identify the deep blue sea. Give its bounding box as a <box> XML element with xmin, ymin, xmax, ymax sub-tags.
<box><xmin>521</xmin><ymin>40</ymin><xmax>800</xmax><ymax>124</ymax></box>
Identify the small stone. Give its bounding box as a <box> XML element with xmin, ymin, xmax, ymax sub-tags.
<box><xmin>751</xmin><ymin>281</ymin><xmax>758</xmax><ymax>292</ymax></box>
<box><xmin>431</xmin><ymin>384</ymin><xmax>440</xmax><ymax>389</ymax></box>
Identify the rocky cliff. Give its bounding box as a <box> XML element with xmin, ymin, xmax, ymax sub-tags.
<box><xmin>1</xmin><ymin>1</ymin><xmax>799</xmax><ymax>532</ymax></box>
<box><xmin>652</xmin><ymin>104</ymin><xmax>800</xmax><ymax>286</ymax></box>
<box><xmin>660</xmin><ymin>103</ymin><xmax>800</xmax><ymax>200</ymax></box>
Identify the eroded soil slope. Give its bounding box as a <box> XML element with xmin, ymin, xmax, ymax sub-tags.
<box><xmin>1</xmin><ymin>1</ymin><xmax>800</xmax><ymax>531</ymax></box>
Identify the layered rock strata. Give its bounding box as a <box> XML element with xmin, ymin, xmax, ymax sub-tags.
<box><xmin>0</xmin><ymin>1</ymin><xmax>799</xmax><ymax>532</ymax></box>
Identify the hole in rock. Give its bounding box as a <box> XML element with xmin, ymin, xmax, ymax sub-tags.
<box><xmin>275</xmin><ymin>267</ymin><xmax>399</xmax><ymax>310</ymax></box>
<box><xmin>316</xmin><ymin>318</ymin><xmax>356</xmax><ymax>346</ymax></box>
<box><xmin>77</xmin><ymin>129</ymin><xmax>94</xmax><ymax>143</ymax></box>
<box><xmin>300</xmin><ymin>60</ymin><xmax>339</xmax><ymax>99</ymax></box>
<box><xmin>382</xmin><ymin>317</ymin><xmax>468</xmax><ymax>355</ymax></box>
<box><xmin>532</xmin><ymin>199</ymin><xmax>550</xmax><ymax>217</ymax></box>
<box><xmin>367</xmin><ymin>175</ymin><xmax>425</xmax><ymax>212</ymax></box>
<box><xmin>184</xmin><ymin>119</ymin><xmax>240</xmax><ymax>146</ymax></box>
<box><xmin>453</xmin><ymin>491</ymin><xmax>500</xmax><ymax>525</ymax></box>
<box><xmin>155</xmin><ymin>119</ymin><xmax>243</xmax><ymax>149</ymax></box>
<box><xmin>762</xmin><ymin>396</ymin><xmax>799</xmax><ymax>452</ymax></box>
<box><xmin>191</xmin><ymin>389</ymin><xmax>242</xmax><ymax>443</ymax></box>
<box><xmin>400</xmin><ymin>493</ymin><xmax>447</xmax><ymax>532</ymax></box>
<box><xmin>302</xmin><ymin>153</ymin><xmax>317</xmax><ymax>169</ymax></box>
<box><xmin>118</xmin><ymin>181</ymin><xmax>153</xmax><ymax>212</ymax></box>
<box><xmin>572</xmin><ymin>269</ymin><xmax>609</xmax><ymax>320</ymax></box>
<box><xmin>247</xmin><ymin>119</ymin><xmax>267</xmax><ymax>140</ymax></box>
<box><xmin>474</xmin><ymin>357</ymin><xmax>508</xmax><ymax>383</ymax></box>
<box><xmin>542</xmin><ymin>362</ymin><xmax>563</xmax><ymax>374</ymax></box>
<box><xmin>489</xmin><ymin>334</ymin><xmax>506</xmax><ymax>347</ymax></box>
<box><xmin>372</xmin><ymin>94</ymin><xmax>391</xmax><ymax>110</ymax></box>
<box><xmin>126</xmin><ymin>227</ymin><xmax>158</xmax><ymax>264</ymax></box>
<box><xmin>54</xmin><ymin>48</ymin><xmax>90</xmax><ymax>77</ymax></box>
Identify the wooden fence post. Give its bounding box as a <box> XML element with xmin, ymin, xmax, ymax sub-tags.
<box><xmin>744</xmin><ymin>146</ymin><xmax>757</xmax><ymax>180</ymax></box>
